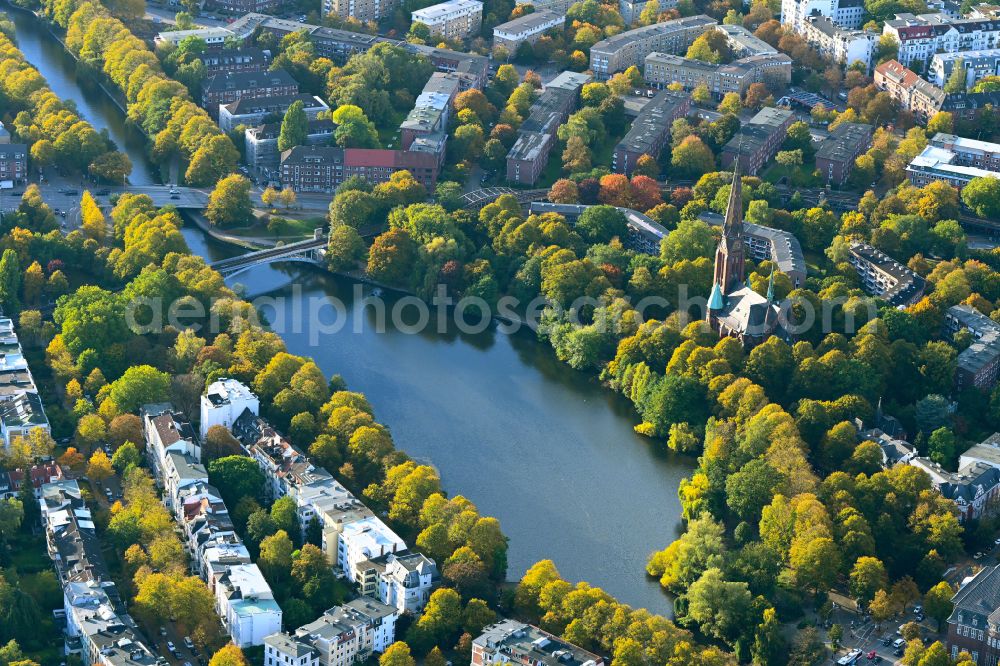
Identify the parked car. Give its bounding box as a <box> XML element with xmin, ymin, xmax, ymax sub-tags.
<box><xmin>166</xmin><ymin>641</ymin><xmax>175</xmax><ymax>652</ymax></box>
<box><xmin>170</xmin><ymin>194</ymin><xmax>180</xmax><ymax>200</ymax></box>
<box><xmin>95</xmin><ymin>188</ymin><xmax>110</xmax><ymax>196</ymax></box>
<box><xmin>183</xmin><ymin>637</ymin><xmax>194</xmax><ymax>650</ymax></box>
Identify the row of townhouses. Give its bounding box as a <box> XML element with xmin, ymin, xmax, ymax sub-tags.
<box><xmin>0</xmin><ymin>122</ymin><xmax>27</xmax><ymax>187</ymax></box>
<box><xmin>0</xmin><ymin>317</ymin><xmax>50</xmax><ymax>449</ymax></box>
<box><xmin>141</xmin><ymin>402</ymin><xmax>282</xmax><ymax>648</ymax></box>
<box><xmin>780</xmin><ymin>0</ymin><xmax>875</xmax><ymax>67</ymax></box>
<box><xmin>40</xmin><ymin>479</ymin><xmax>162</xmax><ymax>666</ymax></box>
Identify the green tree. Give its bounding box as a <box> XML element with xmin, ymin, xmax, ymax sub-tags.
<box><xmin>685</xmin><ymin>568</ymin><xmax>755</xmax><ymax>648</ymax></box>
<box><xmin>327</xmin><ymin>226</ymin><xmax>367</xmax><ymax>272</ymax></box>
<box><xmin>961</xmin><ymin>176</ymin><xmax>1000</xmax><ymax>218</ymax></box>
<box><xmin>270</xmin><ymin>496</ymin><xmax>298</xmax><ymax>541</ymax></box>
<box><xmin>106</xmin><ymin>366</ymin><xmax>170</xmax><ymax>414</ymax></box>
<box><xmin>671</xmin><ymin>135</ymin><xmax>715</xmax><ymax>179</ymax></box>
<box><xmin>111</xmin><ymin>441</ymin><xmax>141</xmax><ymax>474</ymax></box>
<box><xmin>380</xmin><ymin>642</ymin><xmax>415</xmax><ymax>666</ymax></box>
<box><xmin>206</xmin><ymin>174</ymin><xmax>253</xmax><ymax>228</ymax></box>
<box><xmin>259</xmin><ymin>530</ymin><xmax>294</xmax><ymax>583</ymax></box>
<box><xmin>576</xmin><ymin>205</ymin><xmax>627</xmax><ymax>244</ymax></box>
<box><xmin>944</xmin><ymin>59</ymin><xmax>967</xmax><ymax>93</ymax></box>
<box><xmin>207</xmin><ymin>455</ymin><xmax>265</xmax><ymax>506</ymax></box>
<box><xmin>278</xmin><ymin>100</ymin><xmax>308</xmax><ymax>152</ymax></box>
<box><xmin>923</xmin><ymin>581</ymin><xmax>954</xmax><ymax>631</ymax></box>
<box><xmin>0</xmin><ymin>250</ymin><xmax>21</xmax><ymax>315</ymax></box>
<box><xmin>849</xmin><ymin>556</ymin><xmax>888</xmax><ymax>605</ymax></box>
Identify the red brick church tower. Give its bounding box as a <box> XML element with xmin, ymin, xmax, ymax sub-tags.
<box><xmin>713</xmin><ymin>166</ymin><xmax>745</xmax><ymax>293</ymax></box>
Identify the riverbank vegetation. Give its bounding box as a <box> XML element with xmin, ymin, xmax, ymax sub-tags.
<box><xmin>0</xmin><ymin>22</ymin><xmax>131</xmax><ymax>182</ymax></box>
<box><xmin>22</xmin><ymin>0</ymin><xmax>239</xmax><ymax>185</ymax></box>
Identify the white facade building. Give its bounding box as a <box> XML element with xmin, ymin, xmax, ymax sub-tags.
<box><xmin>800</xmin><ymin>15</ymin><xmax>876</xmax><ymax>67</ymax></box>
<box><xmin>780</xmin><ymin>0</ymin><xmax>865</xmax><ymax>31</ymax></box>
<box><xmin>265</xmin><ymin>598</ymin><xmax>398</xmax><ymax>666</ymax></box>
<box><xmin>411</xmin><ymin>0</ymin><xmax>483</xmax><ymax>39</ymax></box>
<box><xmin>200</xmin><ymin>378</ymin><xmax>259</xmax><ymax>439</ymax></box>
<box><xmin>216</xmin><ymin>564</ymin><xmax>283</xmax><ymax>648</ymax></box>
<box><xmin>338</xmin><ymin>517</ymin><xmax>406</xmax><ymax>583</ymax></box>
<box><xmin>884</xmin><ymin>13</ymin><xmax>1000</xmax><ymax>68</ymax></box>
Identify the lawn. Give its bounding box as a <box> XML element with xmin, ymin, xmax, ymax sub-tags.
<box><xmin>227</xmin><ymin>215</ymin><xmax>326</xmax><ymax>241</ymax></box>
<box><xmin>762</xmin><ymin>161</ymin><xmax>823</xmax><ymax>188</ymax></box>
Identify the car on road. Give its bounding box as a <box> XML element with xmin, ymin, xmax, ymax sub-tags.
<box><xmin>183</xmin><ymin>637</ymin><xmax>194</xmax><ymax>650</ymax></box>
<box><xmin>95</xmin><ymin>189</ymin><xmax>110</xmax><ymax>196</ymax></box>
<box><xmin>170</xmin><ymin>194</ymin><xmax>180</xmax><ymax>200</ymax></box>
<box><xmin>975</xmin><ymin>551</ymin><xmax>984</xmax><ymax>559</ymax></box>
<box><xmin>64</xmin><ymin>189</ymin><xmax>79</xmax><ymax>196</ymax></box>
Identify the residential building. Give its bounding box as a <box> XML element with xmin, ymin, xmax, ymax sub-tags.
<box><xmin>930</xmin><ymin>48</ymin><xmax>1000</xmax><ymax>88</ymax></box>
<box><xmin>960</xmin><ymin>432</ymin><xmax>1000</xmax><ymax>471</ymax></box>
<box><xmin>873</xmin><ymin>59</ymin><xmax>948</xmax><ymax>121</ymax></box>
<box><xmin>946</xmin><ymin>564</ymin><xmax>1000</xmax><ymax>663</ymax></box>
<box><xmin>246</xmin><ymin>119</ymin><xmax>335</xmax><ymax>180</ymax></box>
<box><xmin>883</xmin><ymin>13</ymin><xmax>1000</xmax><ymax>68</ymax></box>
<box><xmin>0</xmin><ymin>144</ymin><xmax>27</xmax><ymax>186</ymax></box>
<box><xmin>528</xmin><ymin>202</ymin><xmax>670</xmax><ymax>254</ymax></box>
<box><xmin>163</xmin><ymin>451</ymin><xmax>209</xmax><ymax>513</ymax></box>
<box><xmin>202</xmin><ymin>69</ymin><xmax>298</xmax><ymax>116</ymax></box>
<box><xmin>228</xmin><ymin>14</ymin><xmax>380</xmax><ymax>63</ymax></box>
<box><xmin>910</xmin><ymin>450</ymin><xmax>1000</xmax><ymax>522</ymax></box>
<box><xmin>201</xmin><ymin>47</ymin><xmax>270</xmax><ymax>74</ymax></box>
<box><xmin>814</xmin><ymin>121</ymin><xmax>874</xmax><ymax>185</ymax></box>
<box><xmin>847</xmin><ymin>242</ymin><xmax>926</xmax><ymax>306</ymax></box>
<box><xmin>780</xmin><ymin>0</ymin><xmax>865</xmax><ymax>32</ymax></box>
<box><xmin>907</xmin><ymin>137</ymin><xmax>1000</xmax><ymax>190</ymax></box>
<box><xmin>0</xmin><ymin>121</ymin><xmax>10</xmax><ymax>143</ymax></box>
<box><xmin>643</xmin><ymin>52</ymin><xmax>792</xmax><ymax>96</ymax></box>
<box><xmin>266</xmin><ymin>598</ymin><xmax>398</xmax><ymax>666</ymax></box>
<box><xmin>411</xmin><ymin>0</ymin><xmax>483</xmax><ymax>39</ymax></box>
<box><xmin>339</xmin><ymin>516</ymin><xmax>406</xmax><ymax>583</ymax></box>
<box><xmin>612</xmin><ymin>89</ymin><xmax>690</xmax><ymax>175</ymax></box>
<box><xmin>714</xmin><ymin>23</ymin><xmax>779</xmax><ymax>56</ymax></box>
<box><xmin>216</xmin><ymin>564</ymin><xmax>283</xmax><ymax>648</ymax></box>
<box><xmin>506</xmin><ymin>71</ymin><xmax>591</xmax><ymax>184</ymax></box>
<box><xmin>356</xmin><ymin>551</ymin><xmax>439</xmax><ymax>614</ymax></box>
<box><xmin>280</xmin><ymin>145</ymin><xmax>442</xmax><ymax>192</ymax></box>
<box><xmin>706</xmin><ymin>169</ymin><xmax>786</xmax><ymax>348</ymax></box>
<box><xmin>472</xmin><ymin>620</ymin><xmax>606</xmax><ymax>666</ymax></box>
<box><xmin>200</xmin><ymin>378</ymin><xmax>260</xmax><ymax>439</ymax></box>
<box><xmin>205</xmin><ymin>0</ymin><xmax>279</xmax><ymax>15</ymax></box>
<box><xmin>940</xmin><ymin>88</ymin><xmax>1000</xmax><ymax>120</ymax></box>
<box><xmin>406</xmin><ymin>43</ymin><xmax>490</xmax><ymax>88</ymax></box>
<box><xmin>155</xmin><ymin>26</ymin><xmax>236</xmax><ymax>47</ymax></box>
<box><xmin>400</xmin><ymin>72</ymin><xmax>462</xmax><ymax>149</ymax></box>
<box><xmin>515</xmin><ymin>0</ymin><xmax>576</xmax><ymax>14</ymax></box>
<box><xmin>721</xmin><ymin>106</ymin><xmax>795</xmax><ymax>174</ymax></box>
<box><xmin>0</xmin><ymin>318</ymin><xmax>48</xmax><ymax>449</ymax></box>
<box><xmin>854</xmin><ymin>420</ymin><xmax>916</xmax><ymax>467</ymax></box>
<box><xmin>0</xmin><ymin>462</ymin><xmax>63</xmax><ymax>499</ymax></box>
<box><xmin>324</xmin><ymin>0</ymin><xmax>399</xmax><ymax>24</ymax></box>
<box><xmin>219</xmin><ymin>94</ymin><xmax>329</xmax><ymax>133</ymax></box>
<box><xmin>618</xmin><ymin>0</ymin><xmax>678</xmax><ymax>24</ymax></box>
<box><xmin>743</xmin><ymin>222</ymin><xmax>808</xmax><ymax>287</ymax></box>
<box><xmin>493</xmin><ymin>10</ymin><xmax>565</xmax><ymax>54</ymax></box>
<box><xmin>141</xmin><ymin>403</ymin><xmax>200</xmax><ymax>481</ymax></box>
<box><xmin>945</xmin><ymin>303</ymin><xmax>1000</xmax><ymax>390</ymax></box>
<box><xmin>589</xmin><ymin>15</ymin><xmax>717</xmax><ymax>79</ymax></box>
<box><xmin>799</xmin><ymin>15</ymin><xmax>876</xmax><ymax>68</ymax></box>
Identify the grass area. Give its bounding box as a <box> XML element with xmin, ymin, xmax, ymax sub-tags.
<box><xmin>761</xmin><ymin>161</ymin><xmax>823</xmax><ymax>188</ymax></box>
<box><xmin>803</xmin><ymin>249</ymin><xmax>831</xmax><ymax>279</ymax></box>
<box><xmin>227</xmin><ymin>215</ymin><xmax>326</xmax><ymax>241</ymax></box>
<box><xmin>535</xmin><ymin>128</ymin><xmax>626</xmax><ymax>189</ymax></box>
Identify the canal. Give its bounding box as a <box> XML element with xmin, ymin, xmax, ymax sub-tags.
<box><xmin>11</xmin><ymin>8</ymin><xmax>694</xmax><ymax>614</ymax></box>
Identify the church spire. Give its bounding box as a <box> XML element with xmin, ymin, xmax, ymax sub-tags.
<box><xmin>723</xmin><ymin>163</ymin><xmax>743</xmax><ymax>241</ymax></box>
<box><xmin>712</xmin><ymin>164</ymin><xmax>746</xmax><ymax>294</ymax></box>
<box><xmin>766</xmin><ymin>268</ymin><xmax>775</xmax><ymax>302</ymax></box>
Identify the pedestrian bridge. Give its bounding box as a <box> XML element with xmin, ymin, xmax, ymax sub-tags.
<box><xmin>209</xmin><ymin>233</ymin><xmax>327</xmax><ymax>278</ymax></box>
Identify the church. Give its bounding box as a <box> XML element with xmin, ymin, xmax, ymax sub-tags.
<box><xmin>706</xmin><ymin>168</ymin><xmax>785</xmax><ymax>348</ymax></box>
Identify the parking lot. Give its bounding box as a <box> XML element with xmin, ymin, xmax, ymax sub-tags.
<box><xmin>830</xmin><ymin>604</ymin><xmax>936</xmax><ymax>665</ymax></box>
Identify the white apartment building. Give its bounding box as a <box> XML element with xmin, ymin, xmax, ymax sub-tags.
<box><xmin>163</xmin><ymin>451</ymin><xmax>208</xmax><ymax>513</ymax></box>
<box><xmin>411</xmin><ymin>0</ymin><xmax>483</xmax><ymax>39</ymax></box>
<box><xmin>216</xmin><ymin>564</ymin><xmax>283</xmax><ymax>648</ymax></box>
<box><xmin>338</xmin><ymin>516</ymin><xmax>406</xmax><ymax>583</ymax></box>
<box><xmin>800</xmin><ymin>15</ymin><xmax>876</xmax><ymax>67</ymax></box>
<box><xmin>929</xmin><ymin>48</ymin><xmax>1000</xmax><ymax>87</ymax></box>
<box><xmin>780</xmin><ymin>0</ymin><xmax>865</xmax><ymax>31</ymax></box>
<box><xmin>200</xmin><ymin>378</ymin><xmax>259</xmax><ymax>439</ymax></box>
<box><xmin>492</xmin><ymin>10</ymin><xmax>566</xmax><ymax>53</ymax></box>
<box><xmin>884</xmin><ymin>13</ymin><xmax>1000</xmax><ymax>68</ymax></box>
<box><xmin>356</xmin><ymin>551</ymin><xmax>439</xmax><ymax>614</ymax></box>
<box><xmin>265</xmin><ymin>598</ymin><xmax>398</xmax><ymax>666</ymax></box>
<box><xmin>64</xmin><ymin>581</ymin><xmax>160</xmax><ymax>666</ymax></box>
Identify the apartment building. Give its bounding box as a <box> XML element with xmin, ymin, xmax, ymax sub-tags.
<box><xmin>0</xmin><ymin>462</ymin><xmax>63</xmax><ymax>500</ymax></box>
<box><xmin>714</xmin><ymin>23</ymin><xmax>779</xmax><ymax>56</ymax></box>
<box><xmin>847</xmin><ymin>241</ymin><xmax>926</xmax><ymax>306</ymax></box>
<box><xmin>515</xmin><ymin>0</ymin><xmax>577</xmax><ymax>14</ymax></box>
<box><xmin>873</xmin><ymin>59</ymin><xmax>947</xmax><ymax>121</ymax></box>
<box><xmin>721</xmin><ymin>106</ymin><xmax>795</xmax><ymax>174</ymax></box>
<box><xmin>411</xmin><ymin>0</ymin><xmax>483</xmax><ymax>39</ymax></box>
<box><xmin>202</xmin><ymin>69</ymin><xmax>298</xmax><ymax>115</ymax></box>
<box><xmin>219</xmin><ymin>94</ymin><xmax>329</xmax><ymax>133</ymax></box>
<box><xmin>493</xmin><ymin>10</ymin><xmax>565</xmax><ymax>54</ymax></box>
<box><xmin>141</xmin><ymin>403</ymin><xmax>200</xmax><ymax>483</ymax></box>
<box><xmin>589</xmin><ymin>15</ymin><xmax>717</xmax><ymax>79</ymax></box>
<box><xmin>205</xmin><ymin>0</ymin><xmax>278</xmax><ymax>15</ymax></box>
<box><xmin>472</xmin><ymin>620</ymin><xmax>606</xmax><ymax>666</ymax></box>
<box><xmin>528</xmin><ymin>202</ymin><xmax>670</xmax><ymax>254</ymax></box>
<box><xmin>0</xmin><ymin>121</ymin><xmax>10</xmax><ymax>143</ymax></box>
<box><xmin>200</xmin><ymin>378</ymin><xmax>260</xmax><ymax>439</ymax></box>
<box><xmin>930</xmin><ymin>48</ymin><xmax>1000</xmax><ymax>88</ymax></box>
<box><xmin>228</xmin><ymin>13</ymin><xmax>380</xmax><ymax>63</ymax></box>
<box><xmin>155</xmin><ymin>26</ymin><xmax>235</xmax><ymax>47</ymax></box>
<box><xmin>743</xmin><ymin>222</ymin><xmax>808</xmax><ymax>287</ymax></box>
<box><xmin>400</xmin><ymin>72</ymin><xmax>462</xmax><ymax>149</ymax></box>
<box><xmin>0</xmin><ymin>318</ymin><xmax>48</xmax><ymax>449</ymax></box>
<box><xmin>216</xmin><ymin>564</ymin><xmax>283</xmax><ymax>648</ymax></box>
<box><xmin>643</xmin><ymin>52</ymin><xmax>792</xmax><ymax>96</ymax></box>
<box><xmin>612</xmin><ymin>89</ymin><xmax>690</xmax><ymax>175</ymax></box>
<box><xmin>246</xmin><ymin>120</ymin><xmax>335</xmax><ymax>179</ymax></box>
<box><xmin>910</xmin><ymin>455</ymin><xmax>1000</xmax><ymax>523</ymax></box>
<box><xmin>201</xmin><ymin>47</ymin><xmax>269</xmax><ymax>74</ymax></box>
<box><xmin>265</xmin><ymin>598</ymin><xmax>398</xmax><ymax>666</ymax></box>
<box><xmin>883</xmin><ymin>13</ymin><xmax>1000</xmax><ymax>68</ymax></box>
<box><xmin>945</xmin><ymin>303</ymin><xmax>1000</xmax><ymax>390</ymax></box>
<box><xmin>946</xmin><ymin>564</ymin><xmax>1000</xmax><ymax>663</ymax></box>
<box><xmin>506</xmin><ymin>71</ymin><xmax>591</xmax><ymax>185</ymax></box>
<box><xmin>814</xmin><ymin>121</ymin><xmax>874</xmax><ymax>185</ymax></box>
<box><xmin>163</xmin><ymin>451</ymin><xmax>208</xmax><ymax>514</ymax></box>
<box><xmin>780</xmin><ymin>0</ymin><xmax>865</xmax><ymax>32</ymax></box>
<box><xmin>799</xmin><ymin>15</ymin><xmax>876</xmax><ymax>68</ymax></box>
<box><xmin>280</xmin><ymin>145</ymin><xmax>441</xmax><ymax>191</ymax></box>
<box><xmin>356</xmin><ymin>551</ymin><xmax>439</xmax><ymax>614</ymax></box>
<box><xmin>324</xmin><ymin>0</ymin><xmax>399</xmax><ymax>23</ymax></box>
<box><xmin>0</xmin><ymin>144</ymin><xmax>27</xmax><ymax>186</ymax></box>
<box><xmin>907</xmin><ymin>134</ymin><xmax>1000</xmax><ymax>190</ymax></box>
<box><xmin>339</xmin><ymin>517</ymin><xmax>406</xmax><ymax>584</ymax></box>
